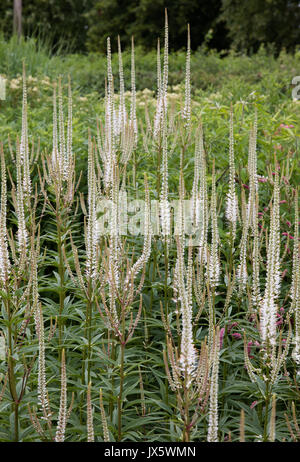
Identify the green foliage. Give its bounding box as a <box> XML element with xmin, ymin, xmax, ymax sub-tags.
<box><xmin>0</xmin><ymin>35</ymin><xmax>299</xmax><ymax>99</ymax></box>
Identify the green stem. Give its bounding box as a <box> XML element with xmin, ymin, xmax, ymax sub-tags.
<box><xmin>183</xmin><ymin>379</ymin><xmax>190</xmax><ymax>442</ymax></box>
<box><xmin>14</xmin><ymin>402</ymin><xmax>19</xmax><ymax>442</ymax></box>
<box><xmin>86</xmin><ymin>279</ymin><xmax>93</xmax><ymax>383</ymax></box>
<box><xmin>164</xmin><ymin>239</ymin><xmax>169</xmax><ymax>406</ymax></box>
<box><xmin>156</xmin><ymin>138</ymin><xmax>162</xmax><ymax>198</ymax></box>
<box><xmin>229</xmin><ymin>225</ymin><xmax>234</xmax><ymax>277</ymax></box>
<box><xmin>164</xmin><ymin>240</ymin><xmax>169</xmax><ymax>322</ymax></box>
<box><xmin>212</xmin><ymin>290</ymin><xmax>216</xmax><ymax>326</ymax></box>
<box><xmin>57</xmin><ymin>211</ymin><xmax>65</xmax><ymax>355</ymax></box>
<box><xmin>6</xmin><ymin>289</ymin><xmax>19</xmax><ymax>442</ymax></box>
<box><xmin>263</xmin><ymin>368</ymin><xmax>271</xmax><ymax>442</ymax></box>
<box><xmin>109</xmin><ymin>334</ymin><xmax>115</xmax><ymax>421</ymax></box>
<box><xmin>263</xmin><ymin>392</ymin><xmax>270</xmax><ymax>441</ymax></box>
<box><xmin>149</xmin><ymin>240</ymin><xmax>157</xmax><ymax>317</ymax></box>
<box><xmin>117</xmin><ymin>310</ymin><xmax>126</xmax><ymax>442</ymax></box>
<box><xmin>222</xmin><ymin>227</ymin><xmax>234</xmax><ymax>396</ymax></box>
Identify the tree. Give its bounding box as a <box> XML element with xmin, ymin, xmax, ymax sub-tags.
<box><xmin>220</xmin><ymin>0</ymin><xmax>300</xmax><ymax>53</ymax></box>
<box><xmin>13</xmin><ymin>0</ymin><xmax>22</xmax><ymax>40</ymax></box>
<box><xmin>0</xmin><ymin>0</ymin><xmax>93</xmax><ymax>52</ymax></box>
<box><xmin>85</xmin><ymin>0</ymin><xmax>229</xmax><ymax>53</ymax></box>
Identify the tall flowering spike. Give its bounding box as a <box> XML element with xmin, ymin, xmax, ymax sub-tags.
<box><xmin>51</xmin><ymin>81</ymin><xmax>60</xmax><ymax>176</ymax></box>
<box><xmin>120</xmin><ymin>120</ymin><xmax>135</xmax><ymax>166</ymax></box>
<box><xmin>103</xmin><ymin>77</ymin><xmax>110</xmax><ymax>188</ymax></box>
<box><xmin>55</xmin><ymin>349</ymin><xmax>68</xmax><ymax>442</ymax></box>
<box><xmin>252</xmin><ymin>191</ymin><xmax>261</xmax><ymax>307</ymax></box>
<box><xmin>172</xmin><ymin>167</ymin><xmax>185</xmax><ymax>303</ymax></box>
<box><xmin>154</xmin><ymin>10</ymin><xmax>168</xmax><ymax>138</ymax></box>
<box><xmin>177</xmin><ymin>240</ymin><xmax>197</xmax><ymax>386</ymax></box>
<box><xmin>0</xmin><ymin>146</ymin><xmax>10</xmax><ymax>283</ymax></box>
<box><xmin>191</xmin><ymin>124</ymin><xmax>205</xmax><ymax>227</ymax></box>
<box><xmin>176</xmin><ymin>173</ymin><xmax>196</xmax><ymax>386</ymax></box>
<box><xmin>117</xmin><ymin>35</ymin><xmax>126</xmax><ymax>137</ymax></box>
<box><xmin>225</xmin><ymin>105</ymin><xmax>238</xmax><ymax>239</ymax></box>
<box><xmin>58</xmin><ymin>76</ymin><xmax>66</xmax><ymax>178</ymax></box>
<box><xmin>270</xmin><ymin>167</ymin><xmax>281</xmax><ymax>301</ymax></box>
<box><xmin>186</xmin><ymin>240</ymin><xmax>193</xmax><ymax>313</ymax></box>
<box><xmin>191</xmin><ymin>130</ymin><xmax>200</xmax><ymax>227</ymax></box>
<box><xmin>107</xmin><ymin>163</ymin><xmax>120</xmax><ymax>324</ymax></box>
<box><xmin>159</xmin><ymin>101</ymin><xmax>170</xmax><ymax>241</ymax></box>
<box><xmin>260</xmin><ymin>167</ymin><xmax>281</xmax><ymax>346</ymax></box>
<box><xmin>291</xmin><ymin>188</ymin><xmax>299</xmax><ymax>306</ymax></box>
<box><xmin>99</xmin><ymin>389</ymin><xmax>110</xmax><ymax>442</ymax></box>
<box><xmin>87</xmin><ymin>382</ymin><xmax>94</xmax><ymax>442</ymax></box>
<box><xmin>130</xmin><ymin>36</ymin><xmax>137</xmax><ymax>145</ymax></box>
<box><xmin>177</xmin><ymin>168</ymin><xmax>185</xmax><ymax>250</ymax></box>
<box><xmin>162</xmin><ymin>9</ymin><xmax>168</xmax><ymax>104</ymax></box>
<box><xmin>36</xmin><ymin>300</ymin><xmax>51</xmax><ymax>421</ymax></box>
<box><xmin>247</xmin><ymin>110</ymin><xmax>258</xmax><ymax>231</ymax></box>
<box><xmin>237</xmin><ymin>189</ymin><xmax>249</xmax><ymax>294</ymax></box>
<box><xmin>86</xmin><ymin>135</ymin><xmax>98</xmax><ymax>280</ymax></box>
<box><xmin>104</xmin><ymin>37</ymin><xmax>116</xmax><ymax>190</ymax></box>
<box><xmin>260</xmin><ymin>268</ymin><xmax>276</xmax><ymax>349</ymax></box>
<box><xmin>20</xmin><ymin>61</ymin><xmax>28</xmax><ymax>165</ymax></box>
<box><xmin>31</xmin><ymin>241</ymin><xmax>51</xmax><ymax>421</ymax></box>
<box><xmin>157</xmin><ymin>37</ymin><xmax>162</xmax><ymax>100</ymax></box>
<box><xmin>195</xmin><ymin>339</ymin><xmax>210</xmax><ymax>397</ymax></box>
<box><xmin>291</xmin><ymin>189</ymin><xmax>300</xmax><ymax>365</ymax></box>
<box><xmin>65</xmin><ymin>75</ymin><xmax>73</xmax><ymax>180</ymax></box>
<box><xmin>16</xmin><ymin>141</ymin><xmax>28</xmax><ymax>260</ymax></box>
<box><xmin>207</xmin><ymin>163</ymin><xmax>220</xmax><ymax>289</ymax></box>
<box><xmin>110</xmin><ymin>164</ymin><xmax>120</xmax><ymax>277</ymax></box>
<box><xmin>182</xmin><ymin>23</ymin><xmax>191</xmax><ymax>128</ymax></box>
<box><xmin>198</xmin><ymin>124</ymin><xmax>208</xmax><ymax>264</ymax></box>
<box><xmin>154</xmin><ymin>38</ymin><xmax>162</xmax><ymax>137</ymax></box>
<box><xmin>207</xmin><ymin>326</ymin><xmax>220</xmax><ymax>442</ymax></box>
<box><xmin>20</xmin><ymin>61</ymin><xmax>31</xmax><ymax>196</ymax></box>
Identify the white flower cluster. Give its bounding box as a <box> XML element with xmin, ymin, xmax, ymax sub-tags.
<box><xmin>291</xmin><ymin>190</ymin><xmax>300</xmax><ymax>365</ymax></box>
<box><xmin>51</xmin><ymin>77</ymin><xmax>73</xmax><ymax>183</ymax></box>
<box><xmin>182</xmin><ymin>24</ymin><xmax>191</xmax><ymax>129</ymax></box>
<box><xmin>154</xmin><ymin>10</ymin><xmax>168</xmax><ymax>139</ymax></box>
<box><xmin>0</xmin><ymin>148</ymin><xmax>10</xmax><ymax>283</ymax></box>
<box><xmin>207</xmin><ymin>167</ymin><xmax>220</xmax><ymax>289</ymax></box>
<box><xmin>207</xmin><ymin>327</ymin><xmax>220</xmax><ymax>442</ymax></box>
<box><xmin>225</xmin><ymin>107</ymin><xmax>238</xmax><ymax>238</ymax></box>
<box><xmin>260</xmin><ymin>169</ymin><xmax>281</xmax><ymax>346</ymax></box>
